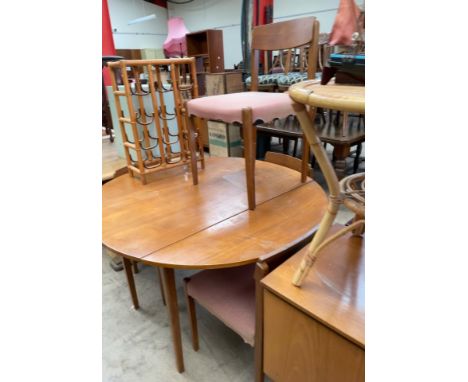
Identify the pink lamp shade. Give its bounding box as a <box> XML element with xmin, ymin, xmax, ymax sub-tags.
<box><xmin>329</xmin><ymin>0</ymin><xmax>361</xmax><ymax>46</ymax></box>
<box><xmin>163</xmin><ymin>17</ymin><xmax>189</xmax><ymax>58</ymax></box>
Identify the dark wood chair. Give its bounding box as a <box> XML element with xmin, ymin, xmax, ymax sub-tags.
<box><xmin>258</xmin><ymin>113</ymin><xmax>364</xmax><ymax>179</ymax></box>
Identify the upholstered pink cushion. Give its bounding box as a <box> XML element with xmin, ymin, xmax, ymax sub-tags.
<box><xmin>187</xmin><ymin>92</ymin><xmax>295</xmax><ymax>124</ymax></box>
<box><xmin>185</xmin><ymin>264</ymin><xmax>256</xmax><ymax>346</ymax></box>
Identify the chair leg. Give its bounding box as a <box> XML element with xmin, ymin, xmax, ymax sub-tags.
<box><xmin>156</xmin><ymin>268</ymin><xmax>166</xmax><ymax>306</ymax></box>
<box><xmin>123</xmin><ymin>257</ymin><xmax>139</xmax><ymax>310</ymax></box>
<box><xmin>301</xmin><ymin>135</ymin><xmax>310</xmax><ymax>182</ymax></box>
<box><xmin>282</xmin><ymin>137</ymin><xmax>289</xmax><ymax>154</ymax></box>
<box><xmin>187</xmin><ymin>114</ymin><xmax>199</xmax><ymax>185</ymax></box>
<box><xmin>320</xmin><ymin>108</ymin><xmax>326</xmax><ymax>125</ymax></box>
<box><xmin>353</xmin><ymin>143</ymin><xmax>363</xmax><ymax>173</ymax></box>
<box><xmin>195</xmin><ymin>117</ymin><xmax>206</xmax><ymax>169</ymax></box>
<box><xmin>254</xmin><ymin>263</ymin><xmax>268</xmax><ymax>382</ymax></box>
<box><xmin>132</xmin><ymin>261</ymin><xmax>139</xmax><ymax>274</ymax></box>
<box><xmin>334</xmin><ymin>110</ymin><xmax>341</xmax><ymax>126</ymax></box>
<box><xmin>242</xmin><ymin>107</ymin><xmax>256</xmax><ymax>210</ymax></box>
<box><xmin>183</xmin><ymin>278</ymin><xmax>199</xmax><ymax>351</ymax></box>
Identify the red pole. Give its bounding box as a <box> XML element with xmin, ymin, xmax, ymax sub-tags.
<box><xmin>253</xmin><ymin>0</ymin><xmax>273</xmax><ymax>72</ymax></box>
<box><xmin>258</xmin><ymin>0</ymin><xmax>273</xmax><ymax>26</ymax></box>
<box><xmin>102</xmin><ymin>0</ymin><xmax>116</xmax><ymax>86</ymax></box>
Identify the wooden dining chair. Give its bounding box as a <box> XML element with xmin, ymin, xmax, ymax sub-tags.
<box><xmin>183</xmin><ymin>157</ymin><xmax>315</xmax><ymax>382</ymax></box>
<box><xmin>264</xmin><ymin>151</ymin><xmax>312</xmax><ymax>178</ymax></box>
<box><xmin>183</xmin><ymin>235</ymin><xmax>313</xmax><ymax>382</ymax></box>
<box><xmin>186</xmin><ymin>16</ymin><xmax>320</xmax><ymax>211</ymax></box>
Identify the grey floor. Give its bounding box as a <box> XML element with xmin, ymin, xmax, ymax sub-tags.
<box><xmin>103</xmin><ymin>144</ymin><xmax>362</xmax><ymax>382</ymax></box>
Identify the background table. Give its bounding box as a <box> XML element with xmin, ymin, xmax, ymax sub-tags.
<box><xmin>102</xmin><ymin>157</ymin><xmax>328</xmax><ymax>372</ymax></box>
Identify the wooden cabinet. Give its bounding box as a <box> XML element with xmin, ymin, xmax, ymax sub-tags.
<box><xmin>261</xmin><ymin>226</ymin><xmax>365</xmax><ymax>382</ymax></box>
<box><xmin>115</xmin><ymin>49</ymin><xmax>142</xmax><ymax>79</ymax></box>
<box><xmin>186</xmin><ymin>29</ymin><xmax>224</xmax><ymax>73</ymax></box>
<box><xmin>185</xmin><ymin>29</ymin><xmax>225</xmax><ymax>148</ymax></box>
<box><xmin>115</xmin><ymin>49</ymin><xmax>142</xmax><ymax>60</ymax></box>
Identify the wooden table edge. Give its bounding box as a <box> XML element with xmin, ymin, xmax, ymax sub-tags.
<box><xmin>138</xmin><ymin>179</ymin><xmax>323</xmax><ymax>269</ymax></box>
<box><xmin>261</xmin><ymin>274</ymin><xmax>365</xmax><ymax>349</ymax></box>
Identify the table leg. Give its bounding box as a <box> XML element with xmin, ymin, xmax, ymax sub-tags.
<box><xmin>161</xmin><ymin>267</ymin><xmax>185</xmax><ymax>373</ymax></box>
<box><xmin>332</xmin><ymin>145</ymin><xmax>350</xmax><ymax>180</ymax></box>
<box><xmin>123</xmin><ymin>257</ymin><xmax>139</xmax><ymax>310</ymax></box>
<box><xmin>156</xmin><ymin>268</ymin><xmax>166</xmax><ymax>306</ymax></box>
<box><xmin>301</xmin><ymin>135</ymin><xmax>310</xmax><ymax>182</ymax></box>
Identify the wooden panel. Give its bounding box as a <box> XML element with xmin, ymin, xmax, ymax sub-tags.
<box><xmin>186</xmin><ymin>29</ymin><xmax>224</xmax><ymax>73</ymax></box>
<box><xmin>115</xmin><ymin>49</ymin><xmax>142</xmax><ymax>60</ymax></box>
<box><xmin>252</xmin><ymin>16</ymin><xmax>316</xmax><ymax>51</ymax></box>
<box><xmin>198</xmin><ymin>117</ymin><xmax>209</xmax><ymax>147</ymax></box>
<box><xmin>205</xmin><ymin>71</ymin><xmax>243</xmax><ymax>95</ymax></box>
<box><xmin>263</xmin><ymin>290</ymin><xmax>364</xmax><ymax>382</ymax></box>
<box><xmin>262</xmin><ymin>225</ymin><xmax>365</xmax><ymax>347</ymax></box>
<box><xmin>207</xmin><ymin>29</ymin><xmax>224</xmax><ymax>72</ymax></box>
<box><xmin>186</xmin><ymin>32</ymin><xmax>208</xmax><ymax>56</ymax></box>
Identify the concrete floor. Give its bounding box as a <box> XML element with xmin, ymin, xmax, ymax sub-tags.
<box><xmin>103</xmin><ymin>141</ymin><xmax>362</xmax><ymax>381</ymax></box>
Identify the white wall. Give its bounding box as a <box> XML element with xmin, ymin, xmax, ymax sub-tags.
<box><xmin>108</xmin><ymin>0</ymin><xmax>169</xmax><ymax>49</ymax></box>
<box><xmin>167</xmin><ymin>0</ymin><xmax>344</xmax><ymax>69</ymax></box>
<box><xmin>109</xmin><ymin>1</ymin><xmax>360</xmax><ymax>65</ymax></box>
<box><xmin>274</xmin><ymin>0</ymin><xmax>340</xmax><ymax>32</ymax></box>
<box><xmin>167</xmin><ymin>0</ymin><xmax>243</xmax><ymax>69</ymax></box>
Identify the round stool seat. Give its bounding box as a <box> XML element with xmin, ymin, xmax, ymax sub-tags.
<box><xmin>289</xmin><ymin>80</ymin><xmax>365</xmax><ymax>114</ymax></box>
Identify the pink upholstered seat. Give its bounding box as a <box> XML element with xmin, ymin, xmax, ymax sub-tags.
<box><xmin>187</xmin><ymin>92</ymin><xmax>295</xmax><ymax>124</ymax></box>
<box><xmin>185</xmin><ymin>264</ymin><xmax>256</xmax><ymax>346</ymax></box>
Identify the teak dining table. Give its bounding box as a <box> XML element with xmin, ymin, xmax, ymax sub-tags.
<box><xmin>102</xmin><ymin>156</ymin><xmax>328</xmax><ymax>373</ymax></box>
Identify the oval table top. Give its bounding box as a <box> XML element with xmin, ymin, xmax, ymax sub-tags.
<box><xmin>289</xmin><ymin>80</ymin><xmax>365</xmax><ymax>114</ymax></box>
<box><xmin>103</xmin><ymin>157</ymin><xmax>328</xmax><ymax>269</ymax></box>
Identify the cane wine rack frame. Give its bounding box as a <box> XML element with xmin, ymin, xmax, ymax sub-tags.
<box><xmin>107</xmin><ymin>58</ymin><xmax>204</xmax><ymax>184</ymax></box>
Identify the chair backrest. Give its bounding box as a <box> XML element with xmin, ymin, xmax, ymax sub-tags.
<box><xmin>264</xmin><ymin>151</ymin><xmax>312</xmax><ymax>177</ymax></box>
<box><xmin>250</xmin><ymin>17</ymin><xmax>320</xmax><ymax>91</ymax></box>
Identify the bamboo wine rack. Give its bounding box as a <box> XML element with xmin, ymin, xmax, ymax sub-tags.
<box><xmin>107</xmin><ymin>58</ymin><xmax>205</xmax><ymax>184</ymax></box>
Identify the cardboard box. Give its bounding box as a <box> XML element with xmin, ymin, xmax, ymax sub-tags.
<box><xmin>208</xmin><ymin>121</ymin><xmax>242</xmax><ymax>157</ymax></box>
<box><xmin>205</xmin><ymin>71</ymin><xmax>244</xmax><ymax>96</ymax></box>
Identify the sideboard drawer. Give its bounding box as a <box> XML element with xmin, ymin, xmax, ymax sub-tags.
<box><xmin>263</xmin><ymin>290</ymin><xmax>364</xmax><ymax>382</ymax></box>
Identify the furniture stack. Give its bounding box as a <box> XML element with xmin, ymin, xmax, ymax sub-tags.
<box><xmin>102</xmin><ymin>15</ymin><xmax>365</xmax><ymax>381</ymax></box>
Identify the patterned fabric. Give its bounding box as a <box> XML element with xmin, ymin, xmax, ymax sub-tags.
<box><xmin>277</xmin><ymin>72</ymin><xmax>309</xmax><ymax>87</ymax></box>
<box><xmin>245</xmin><ymin>72</ymin><xmax>321</xmax><ymax>87</ymax></box>
<box><xmin>244</xmin><ymin>73</ymin><xmax>284</xmax><ymax>86</ymax></box>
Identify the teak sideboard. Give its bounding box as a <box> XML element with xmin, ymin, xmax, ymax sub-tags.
<box><xmin>261</xmin><ymin>225</ymin><xmax>365</xmax><ymax>382</ymax></box>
